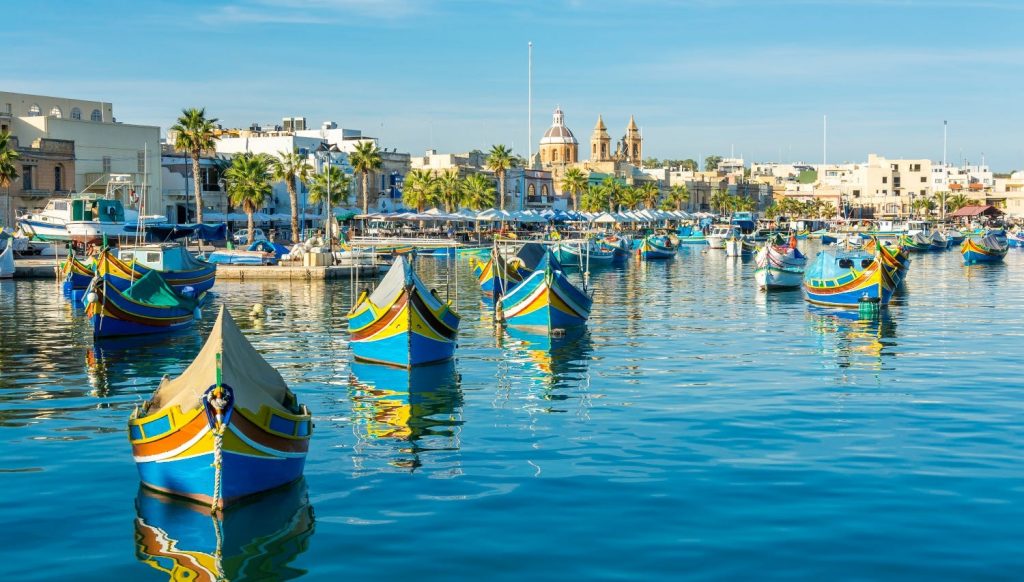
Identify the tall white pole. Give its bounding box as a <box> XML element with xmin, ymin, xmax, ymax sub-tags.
<box><xmin>528</xmin><ymin>41</ymin><xmax>533</xmax><ymax>165</ymax></box>
<box><xmin>942</xmin><ymin>120</ymin><xmax>948</xmax><ymax>168</ymax></box>
<box><xmin>823</xmin><ymin>114</ymin><xmax>827</xmax><ymax>167</ymax></box>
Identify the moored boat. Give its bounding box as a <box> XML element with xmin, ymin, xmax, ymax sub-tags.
<box><xmin>470</xmin><ymin>253</ymin><xmax>523</xmax><ymax>298</ymax></box>
<box><xmin>86</xmin><ymin>271</ymin><xmax>203</xmax><ymax>338</ymax></box>
<box><xmin>706</xmin><ymin>225</ymin><xmax>737</xmax><ymax>249</ymax></box>
<box><xmin>555</xmin><ymin>240</ymin><xmax>615</xmax><ymax>267</ymax></box>
<box><xmin>961</xmin><ymin>230</ymin><xmax>1008</xmax><ymax>265</ymax></box>
<box><xmin>498</xmin><ymin>248</ymin><xmax>593</xmax><ymax>332</ymax></box>
<box><xmin>1006</xmin><ymin>230</ymin><xmax>1024</xmax><ymax>248</ymax></box>
<box><xmin>725</xmin><ymin>235</ymin><xmax>756</xmax><ymax>257</ymax></box>
<box><xmin>928</xmin><ymin>231</ymin><xmax>951</xmax><ymax>251</ymax></box>
<box><xmin>96</xmin><ymin>244</ymin><xmax>217</xmax><ymax>294</ymax></box>
<box><xmin>898</xmin><ymin>232</ymin><xmax>932</xmax><ymax>253</ymax></box>
<box><xmin>129</xmin><ymin>306</ymin><xmax>312</xmax><ymax>509</ymax></box>
<box><xmin>803</xmin><ymin>246</ymin><xmax>896</xmax><ymax>308</ymax></box>
<box><xmin>597</xmin><ymin>235</ymin><xmax>632</xmax><ymax>260</ymax></box>
<box><xmin>637</xmin><ymin>235</ymin><xmax>675</xmax><ymax>260</ymax></box>
<box><xmin>59</xmin><ymin>251</ymin><xmax>95</xmax><ymax>300</ymax></box>
<box><xmin>0</xmin><ymin>236</ymin><xmax>13</xmax><ymax>279</ymax></box>
<box><xmin>348</xmin><ymin>255</ymin><xmax>461</xmax><ymax>367</ymax></box>
<box><xmin>754</xmin><ymin>235</ymin><xmax>806</xmax><ymax>290</ymax></box>
<box><xmin>864</xmin><ymin>238</ymin><xmax>911</xmax><ymax>287</ymax></box>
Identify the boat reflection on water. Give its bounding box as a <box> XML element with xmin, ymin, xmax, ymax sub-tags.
<box><xmin>134</xmin><ymin>479</ymin><xmax>314</xmax><ymax>581</ymax></box>
<box><xmin>499</xmin><ymin>326</ymin><xmax>593</xmax><ymax>412</ymax></box>
<box><xmin>348</xmin><ymin>360</ymin><xmax>463</xmax><ymax>472</ymax></box>
<box><xmin>85</xmin><ymin>331</ymin><xmax>202</xmax><ymax>398</ymax></box>
<box><xmin>806</xmin><ymin>306</ymin><xmax>898</xmax><ymax>370</ymax></box>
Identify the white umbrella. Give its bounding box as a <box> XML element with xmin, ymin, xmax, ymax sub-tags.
<box><xmin>592</xmin><ymin>212</ymin><xmax>618</xmax><ymax>224</ymax></box>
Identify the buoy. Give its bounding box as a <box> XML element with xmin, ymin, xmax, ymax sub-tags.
<box><xmin>85</xmin><ymin>292</ymin><xmax>97</xmax><ymax>305</ymax></box>
<box><xmin>858</xmin><ymin>294</ymin><xmax>881</xmax><ymax>320</ymax></box>
<box><xmin>252</xmin><ymin>303</ymin><xmax>265</xmax><ymax>317</ymax></box>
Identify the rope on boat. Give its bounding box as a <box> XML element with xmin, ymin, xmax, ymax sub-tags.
<box><xmin>209</xmin><ymin>353</ymin><xmax>227</xmax><ymax>514</ymax></box>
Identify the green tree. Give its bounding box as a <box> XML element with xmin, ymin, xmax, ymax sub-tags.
<box><xmin>170</xmin><ymin>107</ymin><xmax>219</xmax><ymax>224</ymax></box>
<box><xmin>820</xmin><ymin>201</ymin><xmax>837</xmax><ymax>218</ymax></box>
<box><xmin>704</xmin><ymin>155</ymin><xmax>723</xmax><ymax>172</ymax></box>
<box><xmin>764</xmin><ymin>202</ymin><xmax>780</xmax><ymax>219</ymax></box>
<box><xmin>436</xmin><ymin>169</ymin><xmax>462</xmax><ymax>212</ymax></box>
<box><xmin>560</xmin><ymin>167</ymin><xmax>588</xmax><ymax>211</ymax></box>
<box><xmin>307</xmin><ymin>165</ymin><xmax>352</xmax><ymax>208</ymax></box>
<box><xmin>0</xmin><ymin>131</ymin><xmax>21</xmax><ymax>226</ymax></box>
<box><xmin>638</xmin><ymin>182</ymin><xmax>660</xmax><ymax>209</ymax></box>
<box><xmin>710</xmin><ymin>188</ymin><xmax>732</xmax><ymax>213</ymax></box>
<box><xmin>350</xmin><ymin>140</ymin><xmax>383</xmax><ymax>215</ymax></box>
<box><xmin>945</xmin><ymin>192</ymin><xmax>970</xmax><ymax>213</ymax></box>
<box><xmin>270</xmin><ymin>148</ymin><xmax>312</xmax><ymax>243</ymax></box>
<box><xmin>912</xmin><ymin>195</ymin><xmax>937</xmax><ymax>216</ymax></box>
<box><xmin>734</xmin><ymin>195</ymin><xmax>756</xmax><ymax>213</ymax></box>
<box><xmin>665</xmin><ymin>183</ymin><xmax>689</xmax><ymax>211</ymax></box>
<box><xmin>642</xmin><ymin>157</ymin><xmax>661</xmax><ymax>168</ymax></box>
<box><xmin>680</xmin><ymin>159</ymin><xmax>698</xmax><ymax>171</ymax></box>
<box><xmin>580</xmin><ymin>183</ymin><xmax>609</xmax><ymax>213</ymax></box>
<box><xmin>620</xmin><ymin>186</ymin><xmax>644</xmax><ymax>211</ymax></box>
<box><xmin>402</xmin><ymin>169</ymin><xmax>439</xmax><ymax>212</ymax></box>
<box><xmin>461</xmin><ymin>173</ymin><xmax>496</xmax><ymax>211</ymax></box>
<box><xmin>600</xmin><ymin>176</ymin><xmax>623</xmax><ymax>213</ymax></box>
<box><xmin>224</xmin><ymin>153</ymin><xmax>272</xmax><ymax>245</ymax></box>
<box><xmin>486</xmin><ymin>144</ymin><xmax>515</xmax><ymax>211</ymax></box>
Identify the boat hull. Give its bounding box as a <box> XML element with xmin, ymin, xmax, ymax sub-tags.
<box><xmin>803</xmin><ymin>255</ymin><xmax>895</xmax><ymax>308</ymax></box>
<box><xmin>86</xmin><ymin>276</ymin><xmax>198</xmax><ymax>338</ymax></box>
<box><xmin>638</xmin><ymin>237</ymin><xmax>675</xmax><ymax>260</ymax></box>
<box><xmin>500</xmin><ymin>268</ymin><xmax>592</xmax><ymax>331</ymax></box>
<box><xmin>349</xmin><ymin>287</ymin><xmax>459</xmax><ymax>367</ymax></box>
<box><xmin>961</xmin><ymin>240</ymin><xmax>1007</xmax><ymax>264</ymax></box>
<box><xmin>754</xmin><ymin>245</ymin><xmax>806</xmax><ymax>290</ymax></box>
<box><xmin>131</xmin><ymin>405</ymin><xmax>310</xmax><ymax>508</ymax></box>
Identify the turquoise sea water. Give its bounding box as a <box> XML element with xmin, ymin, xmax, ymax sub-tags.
<box><xmin>1</xmin><ymin>245</ymin><xmax>1023</xmax><ymax>580</ymax></box>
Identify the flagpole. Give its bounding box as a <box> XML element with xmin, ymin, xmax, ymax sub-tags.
<box><xmin>528</xmin><ymin>41</ymin><xmax>533</xmax><ymax>165</ymax></box>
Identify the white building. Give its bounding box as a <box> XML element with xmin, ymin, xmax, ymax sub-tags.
<box><xmin>2</xmin><ymin>91</ymin><xmax>161</xmax><ymax>218</ymax></box>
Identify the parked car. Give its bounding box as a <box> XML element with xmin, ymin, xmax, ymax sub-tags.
<box><xmin>233</xmin><ymin>228</ymin><xmax>268</xmax><ymax>245</ymax></box>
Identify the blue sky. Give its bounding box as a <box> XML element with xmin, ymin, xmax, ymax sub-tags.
<box><xmin>6</xmin><ymin>0</ymin><xmax>1023</xmax><ymax>169</ymax></box>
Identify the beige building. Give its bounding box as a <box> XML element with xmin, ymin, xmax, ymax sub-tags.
<box><xmin>538</xmin><ymin>108</ymin><xmax>578</xmax><ymax>167</ymax></box>
<box><xmin>1</xmin><ymin>91</ymin><xmax>161</xmax><ymax>222</ymax></box>
<box><xmin>1</xmin><ymin>135</ymin><xmax>75</xmax><ymax>218</ymax></box>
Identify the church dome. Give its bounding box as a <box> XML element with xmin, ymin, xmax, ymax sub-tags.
<box><xmin>540</xmin><ymin>107</ymin><xmax>578</xmax><ymax>145</ymax></box>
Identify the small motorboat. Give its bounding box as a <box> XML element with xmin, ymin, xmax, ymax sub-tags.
<box><xmin>754</xmin><ymin>235</ymin><xmax>806</xmax><ymax>290</ymax></box>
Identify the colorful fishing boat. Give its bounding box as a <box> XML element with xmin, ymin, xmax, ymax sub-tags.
<box><xmin>86</xmin><ymin>271</ymin><xmax>203</xmax><ymax>338</ymax></box>
<box><xmin>961</xmin><ymin>230</ymin><xmax>1008</xmax><ymax>265</ymax></box>
<box><xmin>803</xmin><ymin>246</ymin><xmax>896</xmax><ymax>308</ymax></box>
<box><xmin>864</xmin><ymin>238</ymin><xmax>911</xmax><ymax>287</ymax></box>
<box><xmin>59</xmin><ymin>251</ymin><xmax>95</xmax><ymax>299</ymax></box>
<box><xmin>929</xmin><ymin>231</ymin><xmax>951</xmax><ymax>251</ymax></box>
<box><xmin>134</xmin><ymin>480</ymin><xmax>315</xmax><ymax>581</ymax></box>
<box><xmin>898</xmin><ymin>232</ymin><xmax>932</xmax><ymax>253</ymax></box>
<box><xmin>597</xmin><ymin>235</ymin><xmax>632</xmax><ymax>260</ymax></box>
<box><xmin>348</xmin><ymin>255</ymin><xmax>461</xmax><ymax>367</ymax></box>
<box><xmin>96</xmin><ymin>244</ymin><xmax>216</xmax><ymax>294</ymax></box>
<box><xmin>129</xmin><ymin>306</ymin><xmax>312</xmax><ymax>509</ymax></box>
<box><xmin>637</xmin><ymin>235</ymin><xmax>675</xmax><ymax>260</ymax></box>
<box><xmin>1006</xmin><ymin>230</ymin><xmax>1024</xmax><ymax>248</ymax></box>
<box><xmin>498</xmin><ymin>248</ymin><xmax>592</xmax><ymax>331</ymax></box>
<box><xmin>555</xmin><ymin>240</ymin><xmax>615</xmax><ymax>267</ymax></box>
<box><xmin>754</xmin><ymin>235</ymin><xmax>807</xmax><ymax>290</ymax></box>
<box><xmin>470</xmin><ymin>253</ymin><xmax>523</xmax><ymax>298</ymax></box>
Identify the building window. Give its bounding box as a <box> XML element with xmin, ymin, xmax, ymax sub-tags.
<box><xmin>71</xmin><ymin>107</ymin><xmax>81</xmax><ymax>120</ymax></box>
<box><xmin>882</xmin><ymin>177</ymin><xmax>888</xmax><ymax>184</ymax></box>
<box><xmin>528</xmin><ymin>184</ymin><xmax>536</xmax><ymax>198</ymax></box>
<box><xmin>553</xmin><ymin>150</ymin><xmax>559</xmax><ymax>161</ymax></box>
<box><xmin>920</xmin><ymin>176</ymin><xmax>926</xmax><ymax>183</ymax></box>
<box><xmin>90</xmin><ymin>109</ymin><xmax>102</xmax><ymax>122</ymax></box>
<box><xmin>592</xmin><ymin>144</ymin><xmax>596</xmax><ymax>155</ymax></box>
<box><xmin>49</xmin><ymin>106</ymin><xmax>62</xmax><ymax>118</ymax></box>
<box><xmin>22</xmin><ymin>165</ymin><xmax>33</xmax><ymax>190</ymax></box>
<box><xmin>54</xmin><ymin>166</ymin><xmax>63</xmax><ymax>191</ymax></box>
<box><xmin>29</xmin><ymin>104</ymin><xmax>41</xmax><ymax>116</ymax></box>
<box><xmin>541</xmin><ymin>184</ymin><xmax>549</xmax><ymax>197</ymax></box>
<box><xmin>853</xmin><ymin>190</ymin><xmax>861</xmax><ymax>198</ymax></box>
<box><xmin>138</xmin><ymin>151</ymin><xmax>145</xmax><ymax>173</ymax></box>
<box><xmin>102</xmin><ymin>156</ymin><xmax>111</xmax><ymax>173</ymax></box>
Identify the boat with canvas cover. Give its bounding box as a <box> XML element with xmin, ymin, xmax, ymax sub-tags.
<box><xmin>961</xmin><ymin>230</ymin><xmax>1008</xmax><ymax>264</ymax></box>
<box><xmin>96</xmin><ymin>244</ymin><xmax>216</xmax><ymax>294</ymax></box>
<box><xmin>470</xmin><ymin>252</ymin><xmax>523</xmax><ymax>297</ymax></box>
<box><xmin>129</xmin><ymin>306</ymin><xmax>312</xmax><ymax>509</ymax></box>
<box><xmin>348</xmin><ymin>255</ymin><xmax>461</xmax><ymax>367</ymax></box>
<box><xmin>754</xmin><ymin>234</ymin><xmax>806</xmax><ymax>290</ymax></box>
<box><xmin>59</xmin><ymin>250</ymin><xmax>95</xmax><ymax>299</ymax></box>
<box><xmin>554</xmin><ymin>240</ymin><xmax>615</xmax><ymax>267</ymax></box>
<box><xmin>86</xmin><ymin>270</ymin><xmax>203</xmax><ymax>338</ymax></box>
<box><xmin>863</xmin><ymin>238</ymin><xmax>911</xmax><ymax>287</ymax></box>
<box><xmin>498</xmin><ymin>247</ymin><xmax>593</xmax><ymax>331</ymax></box>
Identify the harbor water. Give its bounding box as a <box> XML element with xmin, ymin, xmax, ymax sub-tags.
<box><xmin>1</xmin><ymin>245</ymin><xmax>1023</xmax><ymax>579</ymax></box>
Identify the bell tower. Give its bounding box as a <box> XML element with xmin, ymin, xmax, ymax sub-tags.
<box><xmin>590</xmin><ymin>115</ymin><xmax>611</xmax><ymax>162</ymax></box>
<box><xmin>624</xmin><ymin>115</ymin><xmax>642</xmax><ymax>164</ymax></box>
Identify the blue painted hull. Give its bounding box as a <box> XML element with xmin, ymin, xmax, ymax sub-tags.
<box><xmin>501</xmin><ymin>263</ymin><xmax>592</xmax><ymax>330</ymax></box>
<box><xmin>803</xmin><ymin>282</ymin><xmax>893</xmax><ymax>307</ymax></box>
<box><xmin>962</xmin><ymin>249</ymin><xmax>1006</xmax><ymax>264</ymax></box>
<box><xmin>136</xmin><ymin>447</ymin><xmax>306</xmax><ymax>504</ymax></box>
<box><xmin>350</xmin><ymin>326</ymin><xmax>456</xmax><ymax>368</ymax></box>
<box><xmin>91</xmin><ymin>314</ymin><xmax>195</xmax><ymax>338</ymax></box>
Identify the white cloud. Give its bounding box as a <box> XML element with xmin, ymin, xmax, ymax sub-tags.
<box><xmin>201</xmin><ymin>0</ymin><xmax>427</xmax><ymax>26</ymax></box>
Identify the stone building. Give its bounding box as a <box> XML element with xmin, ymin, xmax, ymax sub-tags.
<box><xmin>538</xmin><ymin>108</ymin><xmax>578</xmax><ymax>167</ymax></box>
<box><xmin>2</xmin><ymin>135</ymin><xmax>75</xmax><ymax>217</ymax></box>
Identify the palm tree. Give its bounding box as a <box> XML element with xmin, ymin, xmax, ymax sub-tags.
<box><xmin>461</xmin><ymin>173</ymin><xmax>496</xmax><ymax>211</ymax></box>
<box><xmin>638</xmin><ymin>182</ymin><xmax>660</xmax><ymax>209</ymax></box>
<box><xmin>560</xmin><ymin>167</ymin><xmax>588</xmax><ymax>211</ymax></box>
<box><xmin>0</xmin><ymin>131</ymin><xmax>21</xmax><ymax>226</ymax></box>
<box><xmin>734</xmin><ymin>195</ymin><xmax>756</xmax><ymax>213</ymax></box>
<box><xmin>600</xmin><ymin>176</ymin><xmax>623</xmax><ymax>213</ymax></box>
<box><xmin>307</xmin><ymin>165</ymin><xmax>352</xmax><ymax>211</ymax></box>
<box><xmin>437</xmin><ymin>169</ymin><xmax>462</xmax><ymax>212</ymax></box>
<box><xmin>486</xmin><ymin>144</ymin><xmax>514</xmax><ymax>211</ymax></box>
<box><xmin>946</xmin><ymin>192</ymin><xmax>970</xmax><ymax>213</ymax></box>
<box><xmin>270</xmin><ymin>149</ymin><xmax>312</xmax><ymax>243</ymax></box>
<box><xmin>912</xmin><ymin>195</ymin><xmax>938</xmax><ymax>217</ymax></box>
<box><xmin>171</xmin><ymin>108</ymin><xmax>218</xmax><ymax>224</ymax></box>
<box><xmin>224</xmin><ymin>153</ymin><xmax>272</xmax><ymax>245</ymax></box>
<box><xmin>665</xmin><ymin>184</ymin><xmax>689</xmax><ymax>211</ymax></box>
<box><xmin>579</xmin><ymin>183</ymin><xmax>607</xmax><ymax>213</ymax></box>
<box><xmin>764</xmin><ymin>202</ymin><xmax>780</xmax><ymax>220</ymax></box>
<box><xmin>821</xmin><ymin>201</ymin><xmax>837</xmax><ymax>218</ymax></box>
<box><xmin>402</xmin><ymin>169</ymin><xmax>439</xmax><ymax>212</ymax></box>
<box><xmin>350</xmin><ymin>141</ymin><xmax>383</xmax><ymax>215</ymax></box>
<box><xmin>710</xmin><ymin>189</ymin><xmax>732</xmax><ymax>214</ymax></box>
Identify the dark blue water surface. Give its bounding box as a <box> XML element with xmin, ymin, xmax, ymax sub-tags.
<box><xmin>2</xmin><ymin>245</ymin><xmax>1023</xmax><ymax>580</ymax></box>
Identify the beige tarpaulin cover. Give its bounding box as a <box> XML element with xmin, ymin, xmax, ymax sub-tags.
<box><xmin>148</xmin><ymin>306</ymin><xmax>291</xmax><ymax>414</ymax></box>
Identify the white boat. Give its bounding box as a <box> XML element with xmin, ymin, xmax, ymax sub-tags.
<box><xmin>706</xmin><ymin>225</ymin><xmax>739</xmax><ymax>250</ymax></box>
<box><xmin>0</xmin><ymin>236</ymin><xmax>14</xmax><ymax>278</ymax></box>
<box><xmin>19</xmin><ymin>193</ymin><xmax>126</xmax><ymax>245</ymax></box>
<box><xmin>724</xmin><ymin>235</ymin><xmax>755</xmax><ymax>257</ymax></box>
<box><xmin>754</xmin><ymin>238</ymin><xmax>807</xmax><ymax>290</ymax></box>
